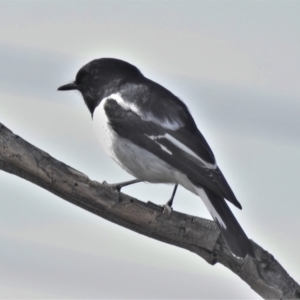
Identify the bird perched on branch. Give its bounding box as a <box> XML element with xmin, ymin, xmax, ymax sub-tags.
<box><xmin>58</xmin><ymin>58</ymin><xmax>254</xmax><ymax>259</ymax></box>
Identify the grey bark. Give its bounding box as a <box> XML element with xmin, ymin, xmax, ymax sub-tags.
<box><xmin>0</xmin><ymin>122</ymin><xmax>299</xmax><ymax>299</ymax></box>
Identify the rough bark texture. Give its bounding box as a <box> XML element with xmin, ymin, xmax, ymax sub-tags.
<box><xmin>0</xmin><ymin>122</ymin><xmax>299</xmax><ymax>299</ymax></box>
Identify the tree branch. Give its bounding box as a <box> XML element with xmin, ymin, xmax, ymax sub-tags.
<box><xmin>0</xmin><ymin>122</ymin><xmax>299</xmax><ymax>299</ymax></box>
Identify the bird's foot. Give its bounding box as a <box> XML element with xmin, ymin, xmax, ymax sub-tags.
<box><xmin>102</xmin><ymin>179</ymin><xmax>142</xmax><ymax>193</ymax></box>
<box><xmin>161</xmin><ymin>203</ymin><xmax>173</xmax><ymax>215</ymax></box>
<box><xmin>160</xmin><ymin>197</ymin><xmax>173</xmax><ymax>215</ymax></box>
<box><xmin>102</xmin><ymin>181</ymin><xmax>122</xmax><ymax>192</ymax></box>
<box><xmin>102</xmin><ymin>181</ymin><xmax>122</xmax><ymax>203</ymax></box>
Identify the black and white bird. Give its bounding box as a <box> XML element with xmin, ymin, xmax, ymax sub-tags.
<box><xmin>58</xmin><ymin>58</ymin><xmax>254</xmax><ymax>259</ymax></box>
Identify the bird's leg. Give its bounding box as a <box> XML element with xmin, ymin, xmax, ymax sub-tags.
<box><xmin>102</xmin><ymin>179</ymin><xmax>142</xmax><ymax>192</ymax></box>
<box><xmin>162</xmin><ymin>184</ymin><xmax>178</xmax><ymax>214</ymax></box>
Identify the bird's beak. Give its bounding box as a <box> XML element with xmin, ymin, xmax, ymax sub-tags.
<box><xmin>57</xmin><ymin>82</ymin><xmax>79</xmax><ymax>91</ymax></box>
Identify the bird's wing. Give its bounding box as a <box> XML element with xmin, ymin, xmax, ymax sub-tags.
<box><xmin>104</xmin><ymin>98</ymin><xmax>241</xmax><ymax>209</ymax></box>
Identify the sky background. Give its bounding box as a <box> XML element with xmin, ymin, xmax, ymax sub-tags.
<box><xmin>0</xmin><ymin>1</ymin><xmax>300</xmax><ymax>299</ymax></box>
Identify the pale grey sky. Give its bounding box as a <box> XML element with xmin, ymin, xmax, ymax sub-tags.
<box><xmin>0</xmin><ymin>1</ymin><xmax>300</xmax><ymax>298</ymax></box>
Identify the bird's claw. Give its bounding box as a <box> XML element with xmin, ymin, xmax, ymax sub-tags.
<box><xmin>161</xmin><ymin>203</ymin><xmax>173</xmax><ymax>215</ymax></box>
<box><xmin>102</xmin><ymin>181</ymin><xmax>121</xmax><ymax>204</ymax></box>
<box><xmin>102</xmin><ymin>181</ymin><xmax>121</xmax><ymax>192</ymax></box>
<box><xmin>102</xmin><ymin>179</ymin><xmax>142</xmax><ymax>193</ymax></box>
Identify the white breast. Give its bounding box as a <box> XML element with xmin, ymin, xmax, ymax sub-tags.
<box><xmin>93</xmin><ymin>97</ymin><xmax>120</xmax><ymax>163</ymax></box>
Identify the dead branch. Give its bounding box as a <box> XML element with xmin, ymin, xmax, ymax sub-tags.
<box><xmin>0</xmin><ymin>122</ymin><xmax>299</xmax><ymax>299</ymax></box>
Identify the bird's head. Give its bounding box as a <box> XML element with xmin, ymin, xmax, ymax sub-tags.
<box><xmin>58</xmin><ymin>58</ymin><xmax>142</xmax><ymax>115</ymax></box>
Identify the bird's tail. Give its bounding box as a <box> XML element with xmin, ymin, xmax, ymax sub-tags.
<box><xmin>192</xmin><ymin>183</ymin><xmax>254</xmax><ymax>259</ymax></box>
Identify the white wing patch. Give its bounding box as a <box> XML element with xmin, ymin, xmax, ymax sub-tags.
<box><xmin>146</xmin><ymin>135</ymin><xmax>172</xmax><ymax>155</ymax></box>
<box><xmin>144</xmin><ymin>113</ymin><xmax>182</xmax><ymax>130</ymax></box>
<box><xmin>194</xmin><ymin>186</ymin><xmax>227</xmax><ymax>229</ymax></box>
<box><xmin>106</xmin><ymin>93</ymin><xmax>140</xmax><ymax>115</ymax></box>
<box><xmin>165</xmin><ymin>134</ymin><xmax>217</xmax><ymax>169</ymax></box>
<box><xmin>145</xmin><ymin>133</ymin><xmax>217</xmax><ymax>170</ymax></box>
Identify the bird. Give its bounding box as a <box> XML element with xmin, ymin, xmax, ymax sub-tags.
<box><xmin>58</xmin><ymin>58</ymin><xmax>254</xmax><ymax>259</ymax></box>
